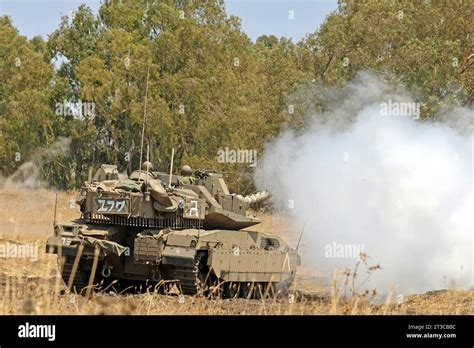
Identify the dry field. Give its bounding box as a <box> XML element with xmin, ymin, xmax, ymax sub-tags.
<box><xmin>0</xmin><ymin>188</ymin><xmax>472</xmax><ymax>315</ymax></box>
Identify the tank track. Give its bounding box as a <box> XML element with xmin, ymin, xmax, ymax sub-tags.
<box><xmin>59</xmin><ymin>256</ymin><xmax>90</xmax><ymax>294</ymax></box>
<box><xmin>167</xmin><ymin>254</ymin><xmax>219</xmax><ymax>297</ymax></box>
<box><xmin>173</xmin><ymin>265</ymin><xmax>199</xmax><ymax>295</ymax></box>
<box><xmin>169</xmin><ymin>254</ymin><xmax>280</xmax><ymax>299</ymax></box>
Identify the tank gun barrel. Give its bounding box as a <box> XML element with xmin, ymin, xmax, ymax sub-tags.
<box><xmin>236</xmin><ymin>190</ymin><xmax>270</xmax><ymax>205</ymax></box>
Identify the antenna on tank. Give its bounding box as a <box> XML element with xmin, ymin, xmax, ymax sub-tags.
<box><xmin>53</xmin><ymin>192</ymin><xmax>58</xmax><ymax>226</ymax></box>
<box><xmin>197</xmin><ymin>222</ymin><xmax>200</xmax><ymax>242</ymax></box>
<box><xmin>138</xmin><ymin>63</ymin><xmax>151</xmax><ymax>181</ymax></box>
<box><xmin>145</xmin><ymin>144</ymin><xmax>150</xmax><ymax>184</ymax></box>
<box><xmin>296</xmin><ymin>221</ymin><xmax>306</xmax><ymax>251</ymax></box>
<box><xmin>168</xmin><ymin>148</ymin><xmax>175</xmax><ymax>188</ymax></box>
<box><xmin>143</xmin><ymin>143</ymin><xmax>151</xmax><ymax>201</ymax></box>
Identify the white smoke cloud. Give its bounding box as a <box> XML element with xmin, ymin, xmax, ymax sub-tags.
<box><xmin>256</xmin><ymin>72</ymin><xmax>473</xmax><ymax>294</ymax></box>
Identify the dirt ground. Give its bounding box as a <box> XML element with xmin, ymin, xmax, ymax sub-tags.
<box><xmin>0</xmin><ymin>187</ymin><xmax>472</xmax><ymax>315</ymax></box>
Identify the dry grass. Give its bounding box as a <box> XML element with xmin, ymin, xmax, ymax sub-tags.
<box><xmin>0</xmin><ymin>187</ymin><xmax>472</xmax><ymax>315</ymax></box>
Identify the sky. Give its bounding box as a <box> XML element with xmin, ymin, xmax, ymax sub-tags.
<box><xmin>0</xmin><ymin>0</ymin><xmax>338</xmax><ymax>42</ymax></box>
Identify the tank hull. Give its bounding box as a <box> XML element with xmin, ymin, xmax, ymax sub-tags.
<box><xmin>46</xmin><ymin>221</ymin><xmax>300</xmax><ymax>298</ymax></box>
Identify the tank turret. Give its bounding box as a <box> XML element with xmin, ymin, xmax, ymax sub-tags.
<box><xmin>76</xmin><ymin>166</ymin><xmax>269</xmax><ymax>230</ymax></box>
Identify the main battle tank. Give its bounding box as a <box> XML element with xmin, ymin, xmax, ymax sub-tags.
<box><xmin>45</xmin><ymin>163</ymin><xmax>300</xmax><ymax>298</ymax></box>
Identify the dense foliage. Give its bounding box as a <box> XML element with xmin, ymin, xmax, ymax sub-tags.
<box><xmin>0</xmin><ymin>0</ymin><xmax>472</xmax><ymax>191</ymax></box>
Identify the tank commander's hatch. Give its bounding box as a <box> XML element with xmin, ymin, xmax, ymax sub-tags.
<box><xmin>93</xmin><ymin>164</ymin><xmax>122</xmax><ymax>182</ymax></box>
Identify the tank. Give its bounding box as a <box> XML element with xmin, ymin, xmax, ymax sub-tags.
<box><xmin>45</xmin><ymin>164</ymin><xmax>300</xmax><ymax>299</ymax></box>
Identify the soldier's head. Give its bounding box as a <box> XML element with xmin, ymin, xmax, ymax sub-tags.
<box><xmin>142</xmin><ymin>161</ymin><xmax>153</xmax><ymax>171</ymax></box>
<box><xmin>181</xmin><ymin>165</ymin><xmax>192</xmax><ymax>176</ymax></box>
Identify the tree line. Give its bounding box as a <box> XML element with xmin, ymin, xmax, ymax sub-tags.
<box><xmin>0</xmin><ymin>0</ymin><xmax>472</xmax><ymax>192</ymax></box>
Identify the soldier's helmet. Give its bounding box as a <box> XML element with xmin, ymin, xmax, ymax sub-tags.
<box><xmin>181</xmin><ymin>165</ymin><xmax>192</xmax><ymax>176</ymax></box>
<box><xmin>142</xmin><ymin>161</ymin><xmax>154</xmax><ymax>171</ymax></box>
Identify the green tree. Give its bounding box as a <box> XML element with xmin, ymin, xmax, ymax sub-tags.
<box><xmin>0</xmin><ymin>16</ymin><xmax>55</xmax><ymax>179</ymax></box>
<box><xmin>299</xmin><ymin>0</ymin><xmax>473</xmax><ymax>118</ymax></box>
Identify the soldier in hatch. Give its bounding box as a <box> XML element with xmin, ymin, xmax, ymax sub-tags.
<box><xmin>179</xmin><ymin>165</ymin><xmax>195</xmax><ymax>185</ymax></box>
<box><xmin>142</xmin><ymin>161</ymin><xmax>154</xmax><ymax>172</ymax></box>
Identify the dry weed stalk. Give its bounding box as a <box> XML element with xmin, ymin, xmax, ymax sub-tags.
<box><xmin>331</xmin><ymin>252</ymin><xmax>381</xmax><ymax>314</ymax></box>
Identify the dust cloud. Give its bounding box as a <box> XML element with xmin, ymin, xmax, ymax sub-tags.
<box><xmin>1</xmin><ymin>137</ymin><xmax>71</xmax><ymax>189</ymax></box>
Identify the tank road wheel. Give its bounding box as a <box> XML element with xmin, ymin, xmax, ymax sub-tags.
<box><xmin>253</xmin><ymin>283</ymin><xmax>264</xmax><ymax>300</ymax></box>
<box><xmin>242</xmin><ymin>282</ymin><xmax>254</xmax><ymax>299</ymax></box>
<box><xmin>263</xmin><ymin>282</ymin><xmax>277</xmax><ymax>299</ymax></box>
<box><xmin>224</xmin><ymin>282</ymin><xmax>241</xmax><ymax>299</ymax></box>
<box><xmin>59</xmin><ymin>256</ymin><xmax>90</xmax><ymax>295</ymax></box>
<box><xmin>206</xmin><ymin>275</ymin><xmax>223</xmax><ymax>299</ymax></box>
<box><xmin>195</xmin><ymin>252</ymin><xmax>223</xmax><ymax>299</ymax></box>
<box><xmin>197</xmin><ymin>271</ymin><xmax>223</xmax><ymax>299</ymax></box>
<box><xmin>252</xmin><ymin>282</ymin><xmax>275</xmax><ymax>300</ymax></box>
